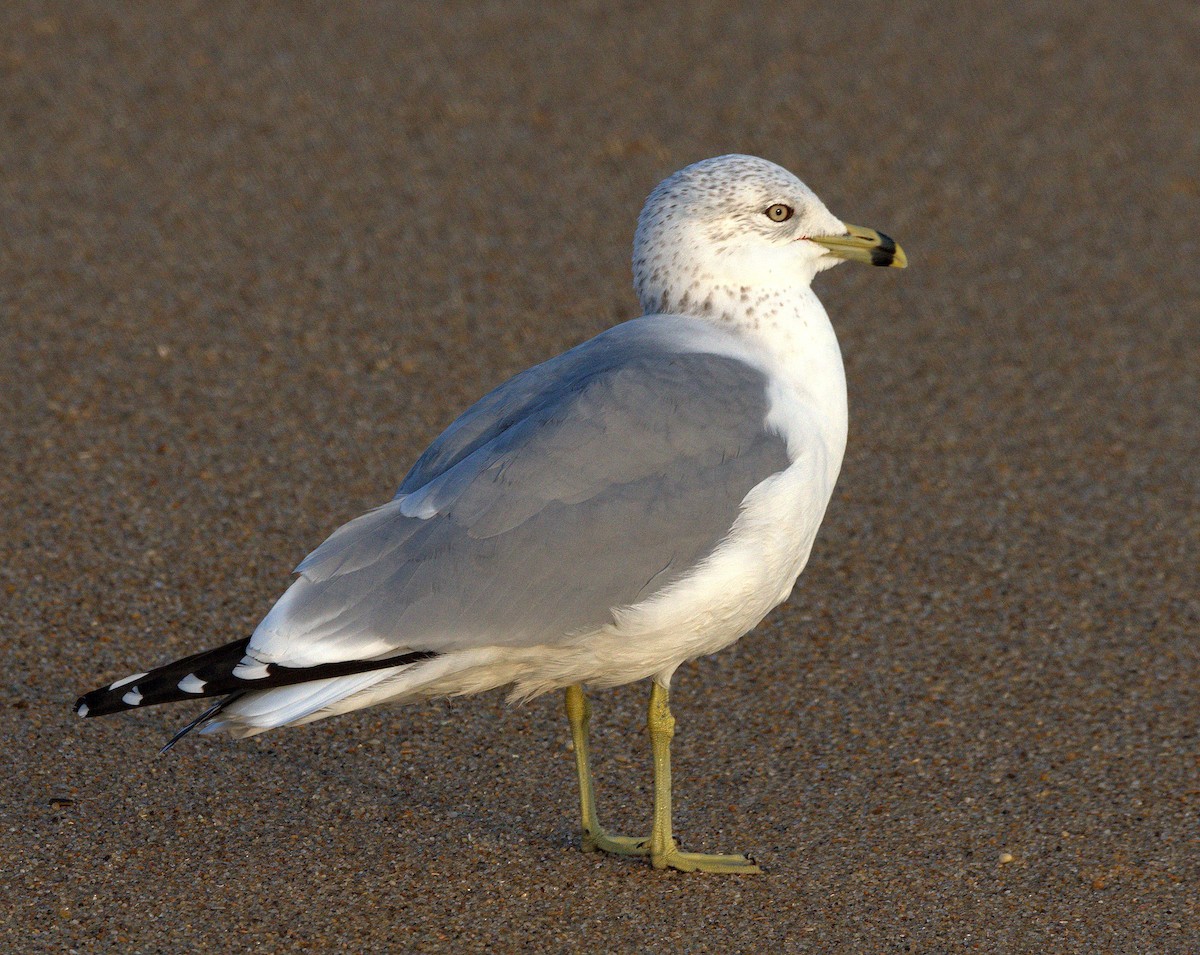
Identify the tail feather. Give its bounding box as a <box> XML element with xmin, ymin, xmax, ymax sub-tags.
<box><xmin>74</xmin><ymin>638</ymin><xmax>439</xmax><ymax>720</ymax></box>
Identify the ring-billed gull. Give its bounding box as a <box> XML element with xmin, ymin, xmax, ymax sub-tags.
<box><xmin>75</xmin><ymin>154</ymin><xmax>905</xmax><ymax>874</ymax></box>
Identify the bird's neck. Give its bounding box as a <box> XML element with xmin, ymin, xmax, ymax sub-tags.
<box><xmin>647</xmin><ymin>279</ymin><xmax>849</xmax><ymax>477</ymax></box>
<box><xmin>731</xmin><ymin>284</ymin><xmax>849</xmax><ymax>474</ymax></box>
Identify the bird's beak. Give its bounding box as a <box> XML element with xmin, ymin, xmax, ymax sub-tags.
<box><xmin>807</xmin><ymin>223</ymin><xmax>907</xmax><ymax>268</ymax></box>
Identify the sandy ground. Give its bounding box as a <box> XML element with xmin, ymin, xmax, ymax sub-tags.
<box><xmin>2</xmin><ymin>1</ymin><xmax>1197</xmax><ymax>951</ymax></box>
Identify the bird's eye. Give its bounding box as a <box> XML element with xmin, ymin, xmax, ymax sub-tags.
<box><xmin>765</xmin><ymin>203</ymin><xmax>794</xmax><ymax>223</ymax></box>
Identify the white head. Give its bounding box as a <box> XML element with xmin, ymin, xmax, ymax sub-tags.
<box><xmin>633</xmin><ymin>154</ymin><xmax>903</xmax><ymax>319</ymax></box>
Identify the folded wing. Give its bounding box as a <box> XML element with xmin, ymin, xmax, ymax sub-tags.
<box><xmin>249</xmin><ymin>318</ymin><xmax>793</xmax><ymax>670</ymax></box>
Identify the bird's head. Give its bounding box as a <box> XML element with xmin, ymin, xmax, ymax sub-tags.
<box><xmin>633</xmin><ymin>154</ymin><xmax>904</xmax><ymax>318</ymax></box>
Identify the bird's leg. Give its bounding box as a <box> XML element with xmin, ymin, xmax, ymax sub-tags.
<box><xmin>564</xmin><ymin>684</ymin><xmax>649</xmax><ymax>856</ymax></box>
<box><xmin>645</xmin><ymin>682</ymin><xmax>761</xmax><ymax>873</ymax></box>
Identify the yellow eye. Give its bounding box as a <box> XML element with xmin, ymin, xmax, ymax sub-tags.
<box><xmin>765</xmin><ymin>203</ymin><xmax>794</xmax><ymax>222</ymax></box>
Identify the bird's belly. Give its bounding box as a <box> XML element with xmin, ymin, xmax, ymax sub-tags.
<box><xmin>502</xmin><ymin>455</ymin><xmax>836</xmax><ymax>698</ymax></box>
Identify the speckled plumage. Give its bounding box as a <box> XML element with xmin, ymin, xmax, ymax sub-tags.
<box><xmin>633</xmin><ymin>155</ymin><xmax>846</xmax><ymax>326</ymax></box>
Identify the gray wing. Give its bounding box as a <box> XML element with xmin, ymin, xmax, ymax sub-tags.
<box><xmin>397</xmin><ymin>320</ymin><xmax>669</xmax><ymax>495</ymax></box>
<box><xmin>249</xmin><ymin>319</ymin><xmax>791</xmax><ymax>666</ymax></box>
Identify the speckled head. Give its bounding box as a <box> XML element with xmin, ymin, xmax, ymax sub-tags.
<box><xmin>632</xmin><ymin>155</ymin><xmax>899</xmax><ymax>321</ymax></box>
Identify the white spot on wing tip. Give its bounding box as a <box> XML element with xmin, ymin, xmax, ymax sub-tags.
<box><xmin>178</xmin><ymin>674</ymin><xmax>206</xmax><ymax>694</ymax></box>
<box><xmin>122</xmin><ymin>687</ymin><xmax>143</xmax><ymax>706</ymax></box>
<box><xmin>110</xmin><ymin>672</ymin><xmax>148</xmax><ymax>691</ymax></box>
<box><xmin>231</xmin><ymin>658</ymin><xmax>271</xmax><ymax>680</ymax></box>
<box><xmin>77</xmin><ymin>703</ymin><xmax>89</xmax><ymax>718</ymax></box>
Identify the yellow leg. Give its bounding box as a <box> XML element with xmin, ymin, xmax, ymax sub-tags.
<box><xmin>564</xmin><ymin>682</ymin><xmax>761</xmax><ymax>873</ymax></box>
<box><xmin>645</xmin><ymin>682</ymin><xmax>761</xmax><ymax>874</ymax></box>
<box><xmin>564</xmin><ymin>684</ymin><xmax>649</xmax><ymax>857</ymax></box>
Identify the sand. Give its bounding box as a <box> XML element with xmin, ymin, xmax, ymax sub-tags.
<box><xmin>1</xmin><ymin>2</ymin><xmax>1196</xmax><ymax>951</ymax></box>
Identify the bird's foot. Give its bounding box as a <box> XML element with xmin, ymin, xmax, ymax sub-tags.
<box><xmin>581</xmin><ymin>828</ymin><xmax>650</xmax><ymax>857</ymax></box>
<box><xmin>650</xmin><ymin>839</ymin><xmax>762</xmax><ymax>874</ymax></box>
<box><xmin>583</xmin><ymin>830</ymin><xmax>760</xmax><ymax>873</ymax></box>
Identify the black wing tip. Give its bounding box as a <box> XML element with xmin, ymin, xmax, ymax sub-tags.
<box><xmin>74</xmin><ymin>687</ymin><xmax>123</xmax><ymax>718</ymax></box>
<box><xmin>74</xmin><ymin>695</ymin><xmax>124</xmax><ymax>718</ymax></box>
<box><xmin>70</xmin><ymin>637</ymin><xmax>255</xmax><ymax>720</ymax></box>
<box><xmin>73</xmin><ymin>644</ymin><xmax>440</xmax><ymax>721</ymax></box>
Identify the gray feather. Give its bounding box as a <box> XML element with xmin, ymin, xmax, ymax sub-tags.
<box><xmin>276</xmin><ymin>318</ymin><xmax>791</xmax><ymax>659</ymax></box>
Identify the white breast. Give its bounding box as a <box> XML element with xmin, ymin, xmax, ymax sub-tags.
<box><xmin>505</xmin><ymin>298</ymin><xmax>849</xmax><ymax>697</ymax></box>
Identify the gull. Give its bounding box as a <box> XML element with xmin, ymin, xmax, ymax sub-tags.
<box><xmin>75</xmin><ymin>155</ymin><xmax>905</xmax><ymax>874</ymax></box>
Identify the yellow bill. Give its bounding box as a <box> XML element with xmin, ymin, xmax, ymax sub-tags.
<box><xmin>808</xmin><ymin>223</ymin><xmax>907</xmax><ymax>268</ymax></box>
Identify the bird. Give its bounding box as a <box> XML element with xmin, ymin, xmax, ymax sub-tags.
<box><xmin>75</xmin><ymin>154</ymin><xmax>905</xmax><ymax>874</ymax></box>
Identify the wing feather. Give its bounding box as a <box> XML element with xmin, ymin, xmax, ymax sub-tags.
<box><xmin>249</xmin><ymin>318</ymin><xmax>792</xmax><ymax>668</ymax></box>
